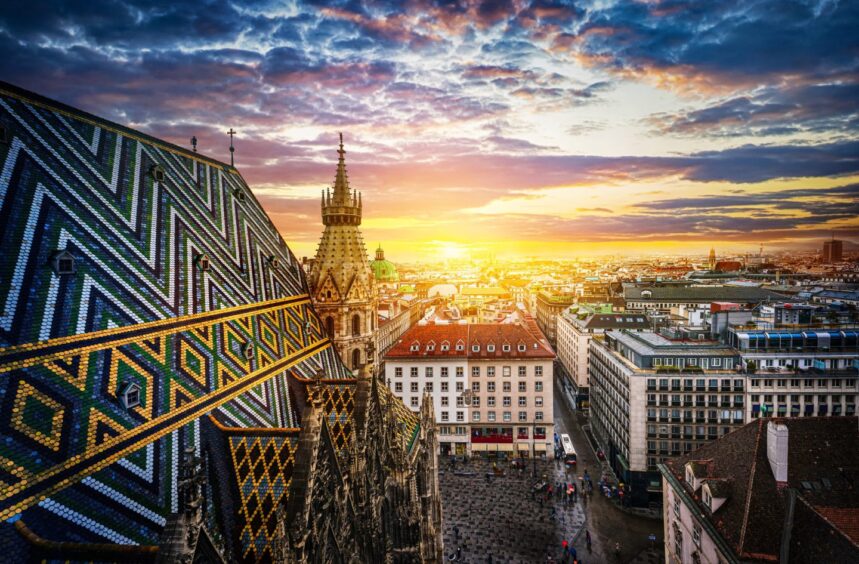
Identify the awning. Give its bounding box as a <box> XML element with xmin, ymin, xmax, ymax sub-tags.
<box><xmin>498</xmin><ymin>444</ymin><xmax>514</xmax><ymax>452</ymax></box>
<box><xmin>471</xmin><ymin>444</ymin><xmax>487</xmax><ymax>452</ymax></box>
<box><xmin>517</xmin><ymin>444</ymin><xmax>530</xmax><ymax>451</ymax></box>
<box><xmin>533</xmin><ymin>443</ymin><xmax>547</xmax><ymax>452</ymax></box>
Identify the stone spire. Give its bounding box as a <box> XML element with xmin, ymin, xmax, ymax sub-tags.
<box><xmin>322</xmin><ymin>133</ymin><xmax>361</xmax><ymax>226</ymax></box>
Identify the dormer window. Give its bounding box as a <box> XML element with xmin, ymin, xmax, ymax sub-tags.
<box><xmin>427</xmin><ymin>341</ymin><xmax>435</xmax><ymax>352</ymax></box>
<box><xmin>242</xmin><ymin>342</ymin><xmax>255</xmax><ymax>361</ymax></box>
<box><xmin>456</xmin><ymin>340</ymin><xmax>465</xmax><ymax>351</ymax></box>
<box><xmin>502</xmin><ymin>344</ymin><xmax>511</xmax><ymax>352</ymax></box>
<box><xmin>441</xmin><ymin>341</ymin><xmax>450</xmax><ymax>351</ymax></box>
<box><xmin>268</xmin><ymin>255</ymin><xmax>280</xmax><ymax>269</ymax></box>
<box><xmin>233</xmin><ymin>188</ymin><xmax>246</xmax><ymax>202</ymax></box>
<box><xmin>472</xmin><ymin>344</ymin><xmax>480</xmax><ymax>352</ymax></box>
<box><xmin>487</xmin><ymin>344</ymin><xmax>495</xmax><ymax>352</ymax></box>
<box><xmin>518</xmin><ymin>344</ymin><xmax>526</xmax><ymax>352</ymax></box>
<box><xmin>150</xmin><ymin>165</ymin><xmax>166</xmax><ymax>183</ymax></box>
<box><xmin>194</xmin><ymin>253</ymin><xmax>210</xmax><ymax>272</ymax></box>
<box><xmin>120</xmin><ymin>382</ymin><xmax>141</xmax><ymax>409</ymax></box>
<box><xmin>410</xmin><ymin>342</ymin><xmax>420</xmax><ymax>352</ymax></box>
<box><xmin>703</xmin><ymin>489</ymin><xmax>712</xmax><ymax>508</ymax></box>
<box><xmin>50</xmin><ymin>250</ymin><xmax>77</xmax><ymax>275</ymax></box>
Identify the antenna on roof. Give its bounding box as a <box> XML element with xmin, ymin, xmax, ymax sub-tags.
<box><xmin>190</xmin><ymin>136</ymin><xmax>197</xmax><ymax>153</ymax></box>
<box><xmin>227</xmin><ymin>128</ymin><xmax>236</xmax><ymax>167</ymax></box>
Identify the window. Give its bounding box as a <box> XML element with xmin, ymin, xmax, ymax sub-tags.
<box><xmin>456</xmin><ymin>382</ymin><xmax>463</xmax><ymax>392</ymax></box>
<box><xmin>518</xmin><ymin>344</ymin><xmax>526</xmax><ymax>352</ymax></box>
<box><xmin>487</xmin><ymin>382</ymin><xmax>496</xmax><ymax>392</ymax></box>
<box><xmin>441</xmin><ymin>382</ymin><xmax>449</xmax><ymax>392</ymax></box>
<box><xmin>535</xmin><ymin>382</ymin><xmax>543</xmax><ymax>392</ymax></box>
<box><xmin>487</xmin><ymin>411</ymin><xmax>496</xmax><ymax>422</ymax></box>
<box><xmin>503</xmin><ymin>396</ymin><xmax>511</xmax><ymax>407</ymax></box>
<box><xmin>425</xmin><ymin>382</ymin><xmax>433</xmax><ymax>392</ymax></box>
<box><xmin>456</xmin><ymin>396</ymin><xmax>464</xmax><ymax>407</ymax></box>
<box><xmin>487</xmin><ymin>344</ymin><xmax>495</xmax><ymax>352</ymax></box>
<box><xmin>519</xmin><ymin>397</ymin><xmax>527</xmax><ymax>407</ymax></box>
<box><xmin>411</xmin><ymin>397</ymin><xmax>419</xmax><ymax>408</ymax></box>
<box><xmin>503</xmin><ymin>366</ymin><xmax>511</xmax><ymax>377</ymax></box>
<box><xmin>472</xmin><ymin>382</ymin><xmax>480</xmax><ymax>392</ymax></box>
<box><xmin>703</xmin><ymin>489</ymin><xmax>712</xmax><ymax>508</ymax></box>
<box><xmin>472</xmin><ymin>411</ymin><xmax>481</xmax><ymax>421</ymax></box>
<box><xmin>395</xmin><ymin>382</ymin><xmax>402</xmax><ymax>392</ymax></box>
<box><xmin>456</xmin><ymin>341</ymin><xmax>465</xmax><ymax>351</ymax></box>
<box><xmin>441</xmin><ymin>411</ymin><xmax>449</xmax><ymax>421</ymax></box>
<box><xmin>472</xmin><ymin>397</ymin><xmax>480</xmax><ymax>407</ymax></box>
<box><xmin>535</xmin><ymin>397</ymin><xmax>543</xmax><ymax>407</ymax></box>
<box><xmin>488</xmin><ymin>397</ymin><xmax>496</xmax><ymax>407</ymax></box>
<box><xmin>503</xmin><ymin>382</ymin><xmax>511</xmax><ymax>392</ymax></box>
<box><xmin>488</xmin><ymin>367</ymin><xmax>496</xmax><ymax>377</ymax></box>
<box><xmin>427</xmin><ymin>342</ymin><xmax>435</xmax><ymax>351</ymax></box>
<box><xmin>472</xmin><ymin>344</ymin><xmax>480</xmax><ymax>352</ymax></box>
<box><xmin>674</xmin><ymin>528</ymin><xmax>683</xmax><ymax>558</ymax></box>
<box><xmin>503</xmin><ymin>344</ymin><xmax>511</xmax><ymax>352</ymax></box>
<box><xmin>456</xmin><ymin>367</ymin><xmax>464</xmax><ymax>377</ymax></box>
<box><xmin>410</xmin><ymin>382</ymin><xmax>418</xmax><ymax>392</ymax></box>
<box><xmin>441</xmin><ymin>367</ymin><xmax>448</xmax><ymax>377</ymax></box>
<box><xmin>410</xmin><ymin>342</ymin><xmax>420</xmax><ymax>352</ymax></box>
<box><xmin>395</xmin><ymin>367</ymin><xmax>403</xmax><ymax>377</ymax></box>
<box><xmin>457</xmin><ymin>411</ymin><xmax>464</xmax><ymax>422</ymax></box>
<box><xmin>518</xmin><ymin>366</ymin><xmax>526</xmax><ymax>377</ymax></box>
<box><xmin>693</xmin><ymin>523</ymin><xmax>701</xmax><ymax>547</ymax></box>
<box><xmin>535</xmin><ymin>366</ymin><xmax>543</xmax><ymax>377</ymax></box>
<box><xmin>712</xmin><ymin>357</ymin><xmax>722</xmax><ymax>366</ymax></box>
<box><xmin>121</xmin><ymin>383</ymin><xmax>141</xmax><ymax>409</ymax></box>
<box><xmin>535</xmin><ymin>411</ymin><xmax>544</xmax><ymax>421</ymax></box>
<box><xmin>518</xmin><ymin>382</ymin><xmax>526</xmax><ymax>392</ymax></box>
<box><xmin>519</xmin><ymin>411</ymin><xmax>527</xmax><ymax>421</ymax></box>
<box><xmin>673</xmin><ymin>497</ymin><xmax>681</xmax><ymax>518</ymax></box>
<box><xmin>352</xmin><ymin>314</ymin><xmax>361</xmax><ymax>336</ymax></box>
<box><xmin>503</xmin><ymin>411</ymin><xmax>512</xmax><ymax>422</ymax></box>
<box><xmin>425</xmin><ymin>367</ymin><xmax>433</xmax><ymax>378</ymax></box>
<box><xmin>472</xmin><ymin>366</ymin><xmax>480</xmax><ymax>377</ymax></box>
<box><xmin>440</xmin><ymin>341</ymin><xmax>449</xmax><ymax>351</ymax></box>
<box><xmin>410</xmin><ymin>367</ymin><xmax>418</xmax><ymax>377</ymax></box>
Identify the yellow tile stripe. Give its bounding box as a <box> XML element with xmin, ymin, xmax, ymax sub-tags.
<box><xmin>0</xmin><ymin>336</ymin><xmax>330</xmax><ymax>521</ymax></box>
<box><xmin>0</xmin><ymin>295</ymin><xmax>310</xmax><ymax>373</ymax></box>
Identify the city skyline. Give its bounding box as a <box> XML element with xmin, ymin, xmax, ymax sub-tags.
<box><xmin>1</xmin><ymin>1</ymin><xmax>857</xmax><ymax>260</ymax></box>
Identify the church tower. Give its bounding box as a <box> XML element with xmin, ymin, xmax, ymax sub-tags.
<box><xmin>309</xmin><ymin>134</ymin><xmax>377</xmax><ymax>372</ymax></box>
<box><xmin>708</xmin><ymin>247</ymin><xmax>716</xmax><ymax>270</ymax></box>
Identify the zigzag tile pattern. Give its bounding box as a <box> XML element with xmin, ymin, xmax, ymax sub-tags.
<box><xmin>0</xmin><ymin>82</ymin><xmax>349</xmax><ymax>546</ymax></box>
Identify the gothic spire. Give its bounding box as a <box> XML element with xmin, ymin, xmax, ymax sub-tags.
<box><xmin>333</xmin><ymin>132</ymin><xmax>350</xmax><ymax>204</ymax></box>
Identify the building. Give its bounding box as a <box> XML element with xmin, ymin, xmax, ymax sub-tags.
<box><xmin>384</xmin><ymin>323</ymin><xmax>555</xmax><ymax>458</ymax></box>
<box><xmin>659</xmin><ymin>417</ymin><xmax>859</xmax><ymax>563</ymax></box>
<box><xmin>535</xmin><ymin>290</ymin><xmax>577</xmax><ymax>346</ymax></box>
<box><xmin>0</xmin><ymin>81</ymin><xmax>442</xmax><ymax>561</ymax></box>
<box><xmin>369</xmin><ymin>244</ymin><xmax>399</xmax><ymax>287</ymax></box>
<box><xmin>555</xmin><ymin>306</ymin><xmax>650</xmax><ymax>408</ymax></box>
<box><xmin>708</xmin><ymin>247</ymin><xmax>716</xmax><ymax>270</ymax></box>
<box><xmin>308</xmin><ymin>134</ymin><xmax>378</xmax><ymax>372</ymax></box>
<box><xmin>624</xmin><ymin>284</ymin><xmax>790</xmax><ymax>312</ymax></box>
<box><xmin>822</xmin><ymin>238</ymin><xmax>843</xmax><ymax>263</ymax></box>
<box><xmin>729</xmin><ymin>328</ymin><xmax>858</xmax><ymax>419</ymax></box>
<box><xmin>588</xmin><ymin>330</ymin><xmax>742</xmax><ymax>507</ymax></box>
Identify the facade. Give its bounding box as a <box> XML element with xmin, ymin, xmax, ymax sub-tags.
<box><xmin>555</xmin><ymin>306</ymin><xmax>650</xmax><ymax>408</ymax></box>
<box><xmin>0</xmin><ymin>81</ymin><xmax>442</xmax><ymax>562</ymax></box>
<box><xmin>535</xmin><ymin>290</ymin><xmax>577</xmax><ymax>346</ymax></box>
<box><xmin>588</xmin><ymin>331</ymin><xmax>742</xmax><ymax>507</ymax></box>
<box><xmin>659</xmin><ymin>417</ymin><xmax>859</xmax><ymax>563</ymax></box>
<box><xmin>384</xmin><ymin>323</ymin><xmax>555</xmax><ymax>458</ymax></box>
<box><xmin>822</xmin><ymin>239</ymin><xmax>843</xmax><ymax>263</ymax></box>
<box><xmin>308</xmin><ymin>134</ymin><xmax>378</xmax><ymax>372</ymax></box>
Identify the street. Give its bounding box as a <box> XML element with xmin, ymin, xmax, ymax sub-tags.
<box><xmin>553</xmin><ymin>373</ymin><xmax>664</xmax><ymax>564</ymax></box>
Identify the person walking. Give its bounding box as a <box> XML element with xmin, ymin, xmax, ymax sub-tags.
<box><xmin>586</xmin><ymin>530</ymin><xmax>592</xmax><ymax>552</ymax></box>
<box><xmin>453</xmin><ymin>525</ymin><xmax>459</xmax><ymax>541</ymax></box>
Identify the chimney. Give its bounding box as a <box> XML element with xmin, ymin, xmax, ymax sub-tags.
<box><xmin>766</xmin><ymin>421</ymin><xmax>789</xmax><ymax>484</ymax></box>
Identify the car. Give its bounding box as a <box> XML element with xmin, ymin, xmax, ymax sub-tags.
<box><xmin>596</xmin><ymin>449</ymin><xmax>605</xmax><ymax>460</ymax></box>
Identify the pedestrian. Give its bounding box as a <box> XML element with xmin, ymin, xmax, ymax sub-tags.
<box><xmin>456</xmin><ymin>546</ymin><xmax>462</xmax><ymax>560</ymax></box>
<box><xmin>562</xmin><ymin>539</ymin><xmax>568</xmax><ymax>553</ymax></box>
<box><xmin>454</xmin><ymin>525</ymin><xmax>459</xmax><ymax>540</ymax></box>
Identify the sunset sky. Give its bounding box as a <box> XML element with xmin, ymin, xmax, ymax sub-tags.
<box><xmin>2</xmin><ymin>0</ymin><xmax>857</xmax><ymax>260</ymax></box>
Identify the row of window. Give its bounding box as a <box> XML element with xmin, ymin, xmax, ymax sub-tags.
<box><xmin>750</xmin><ymin>394</ymin><xmax>856</xmax><ymax>403</ymax></box>
<box><xmin>473</xmin><ymin>396</ymin><xmax>544</xmax><ymax>407</ymax></box>
<box><xmin>409</xmin><ymin>342</ymin><xmax>531</xmax><ymax>353</ymax></box>
<box><xmin>394</xmin><ymin>381</ymin><xmax>465</xmax><ymax>393</ymax></box>
<box><xmin>470</xmin><ymin>411</ymin><xmax>545</xmax><ymax>422</ymax></box>
<box><xmin>393</xmin><ymin>365</ymin><xmax>544</xmax><ymax>378</ymax></box>
<box><xmin>750</xmin><ymin>378</ymin><xmax>856</xmax><ymax>388</ymax></box>
<box><xmin>647</xmin><ymin>378</ymin><xmax>744</xmax><ymax>391</ymax></box>
<box><xmin>653</xmin><ymin>357</ymin><xmax>726</xmax><ymax>367</ymax></box>
<box><xmin>473</xmin><ymin>381</ymin><xmax>544</xmax><ymax>392</ymax></box>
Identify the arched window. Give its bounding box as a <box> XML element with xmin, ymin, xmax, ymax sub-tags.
<box><xmin>352</xmin><ymin>349</ymin><xmax>361</xmax><ymax>369</ymax></box>
<box><xmin>325</xmin><ymin>317</ymin><xmax>335</xmax><ymax>338</ymax></box>
<box><xmin>352</xmin><ymin>314</ymin><xmax>361</xmax><ymax>336</ymax></box>
<box><xmin>326</xmin><ymin>290</ymin><xmax>332</xmax><ymax>299</ymax></box>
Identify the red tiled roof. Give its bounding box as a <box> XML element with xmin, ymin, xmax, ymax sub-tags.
<box><xmin>383</xmin><ymin>323</ymin><xmax>555</xmax><ymax>359</ymax></box>
<box><xmin>815</xmin><ymin>507</ymin><xmax>859</xmax><ymax>545</ymax></box>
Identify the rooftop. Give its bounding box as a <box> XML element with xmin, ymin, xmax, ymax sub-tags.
<box><xmin>384</xmin><ymin>323</ymin><xmax>555</xmax><ymax>360</ymax></box>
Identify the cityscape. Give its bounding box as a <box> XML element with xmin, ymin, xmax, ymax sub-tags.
<box><xmin>0</xmin><ymin>1</ymin><xmax>857</xmax><ymax>564</ymax></box>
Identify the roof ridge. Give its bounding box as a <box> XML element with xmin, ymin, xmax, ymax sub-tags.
<box><xmin>738</xmin><ymin>418</ymin><xmax>765</xmax><ymax>553</ymax></box>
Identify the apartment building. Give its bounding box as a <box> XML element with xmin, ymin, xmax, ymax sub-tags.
<box><xmin>556</xmin><ymin>306</ymin><xmax>650</xmax><ymax>408</ymax></box>
<box><xmin>588</xmin><ymin>330</ymin><xmax>741</xmax><ymax>507</ymax></box>
<box><xmin>384</xmin><ymin>323</ymin><xmax>555</xmax><ymax>458</ymax></box>
<box><xmin>730</xmin><ymin>328</ymin><xmax>859</xmax><ymax>419</ymax></box>
<box><xmin>535</xmin><ymin>290</ymin><xmax>576</xmax><ymax>346</ymax></box>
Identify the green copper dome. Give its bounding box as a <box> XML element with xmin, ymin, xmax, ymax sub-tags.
<box><xmin>370</xmin><ymin>245</ymin><xmax>399</xmax><ymax>282</ymax></box>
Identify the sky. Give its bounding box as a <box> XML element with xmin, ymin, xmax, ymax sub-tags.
<box><xmin>1</xmin><ymin>0</ymin><xmax>857</xmax><ymax>261</ymax></box>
